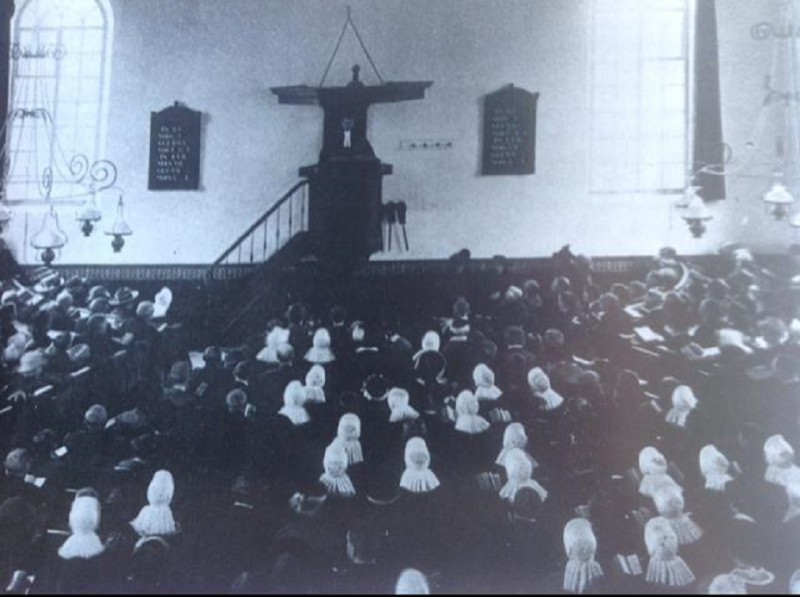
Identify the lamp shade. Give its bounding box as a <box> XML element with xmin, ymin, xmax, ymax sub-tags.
<box><xmin>30</xmin><ymin>207</ymin><xmax>67</xmax><ymax>249</ymax></box>
<box><xmin>681</xmin><ymin>195</ymin><xmax>713</xmax><ymax>222</ymax></box>
<box><xmin>762</xmin><ymin>182</ymin><xmax>794</xmax><ymax>206</ymax></box>
<box><xmin>105</xmin><ymin>197</ymin><xmax>132</xmax><ymax>236</ymax></box>
<box><xmin>676</xmin><ymin>185</ymin><xmax>701</xmax><ymax>209</ymax></box>
<box><xmin>76</xmin><ymin>198</ymin><xmax>102</xmax><ymax>224</ymax></box>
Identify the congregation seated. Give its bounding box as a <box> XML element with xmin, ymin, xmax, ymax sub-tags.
<box><xmin>0</xmin><ymin>242</ymin><xmax>799</xmax><ymax>593</ymax></box>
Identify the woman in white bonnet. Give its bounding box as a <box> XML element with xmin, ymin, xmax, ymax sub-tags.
<box><xmin>59</xmin><ymin>495</ymin><xmax>105</xmax><ymax>560</ymax></box>
<box><xmin>790</xmin><ymin>568</ymin><xmax>800</xmax><ymax>594</ymax></box>
<box><xmin>763</xmin><ymin>434</ymin><xmax>800</xmax><ymax>486</ymax></box>
<box><xmin>454</xmin><ymin>390</ymin><xmax>490</xmax><ymax>435</ymax></box>
<box><xmin>499</xmin><ymin>447</ymin><xmax>548</xmax><ymax>504</ymax></box>
<box><xmin>336</xmin><ymin>413</ymin><xmax>364</xmax><ymax>466</ymax></box>
<box><xmin>256</xmin><ymin>325</ymin><xmax>290</xmax><ymax>363</ymax></box>
<box><xmin>639</xmin><ymin>446</ymin><xmax>681</xmax><ymax>498</ymax></box>
<box><xmin>319</xmin><ymin>441</ymin><xmax>356</xmax><ymax>498</ymax></box>
<box><xmin>495</xmin><ymin>422</ymin><xmax>538</xmax><ymax>471</ymax></box>
<box><xmin>652</xmin><ymin>483</ymin><xmax>703</xmax><ymax>545</ymax></box>
<box><xmin>278</xmin><ymin>380</ymin><xmax>310</xmax><ymax>426</ymax></box>
<box><xmin>400</xmin><ymin>437</ymin><xmax>440</xmax><ymax>494</ymax></box>
<box><xmin>472</xmin><ymin>363</ymin><xmax>502</xmax><ymax>402</ymax></box>
<box><xmin>303</xmin><ymin>364</ymin><xmax>326</xmax><ymax>404</ymax></box>
<box><xmin>413</xmin><ymin>331</ymin><xmax>440</xmax><ymax>366</ymax></box>
<box><xmin>666</xmin><ymin>385</ymin><xmax>698</xmax><ymax>429</ymax></box>
<box><xmin>395</xmin><ymin>568</ymin><xmax>431</xmax><ymax>595</ymax></box>
<box><xmin>562</xmin><ymin>518</ymin><xmax>604</xmax><ymax>593</ymax></box>
<box><xmin>57</xmin><ymin>495</ymin><xmax>111</xmax><ymax>593</ymax></box>
<box><xmin>388</xmin><ymin>387</ymin><xmax>419</xmax><ymax>423</ymax></box>
<box><xmin>527</xmin><ymin>367</ymin><xmax>564</xmax><ymax>411</ymax></box>
<box><xmin>699</xmin><ymin>444</ymin><xmax>734</xmax><ymax>492</ymax></box>
<box><xmin>130</xmin><ymin>470</ymin><xmax>178</xmax><ymax>537</ymax></box>
<box><xmin>707</xmin><ymin>573</ymin><xmax>747</xmax><ymax>595</ymax></box>
<box><xmin>304</xmin><ymin>328</ymin><xmax>335</xmax><ymax>364</ymax></box>
<box><xmin>644</xmin><ymin>516</ymin><xmax>696</xmax><ymax>588</ymax></box>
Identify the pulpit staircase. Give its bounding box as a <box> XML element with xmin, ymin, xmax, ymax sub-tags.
<box><xmin>203</xmin><ymin>179</ymin><xmax>312</xmax><ymax>342</ymax></box>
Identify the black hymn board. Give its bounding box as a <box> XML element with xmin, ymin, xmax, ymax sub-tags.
<box><xmin>482</xmin><ymin>85</ymin><xmax>539</xmax><ymax>175</ymax></box>
<box><xmin>148</xmin><ymin>102</ymin><xmax>201</xmax><ymax>190</ymax></box>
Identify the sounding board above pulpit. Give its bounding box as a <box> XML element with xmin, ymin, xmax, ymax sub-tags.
<box><xmin>269</xmin><ymin>8</ymin><xmax>432</xmax><ymax>266</ymax></box>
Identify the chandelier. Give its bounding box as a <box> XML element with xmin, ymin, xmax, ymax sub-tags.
<box><xmin>677</xmin><ymin>1</ymin><xmax>800</xmax><ymax>240</ymax></box>
<box><xmin>0</xmin><ymin>41</ymin><xmax>131</xmax><ymax>264</ymax></box>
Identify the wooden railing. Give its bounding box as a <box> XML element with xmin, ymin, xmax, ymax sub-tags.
<box><xmin>204</xmin><ymin>179</ymin><xmax>309</xmax><ymax>282</ymax></box>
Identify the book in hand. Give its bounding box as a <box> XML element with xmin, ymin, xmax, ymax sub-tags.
<box><xmin>69</xmin><ymin>366</ymin><xmax>91</xmax><ymax>378</ymax></box>
<box><xmin>681</xmin><ymin>342</ymin><xmax>720</xmax><ymax>360</ymax></box>
<box><xmin>634</xmin><ymin>326</ymin><xmax>665</xmax><ymax>344</ymax></box>
<box><xmin>188</xmin><ymin>352</ymin><xmax>206</xmax><ymax>370</ymax></box>
<box><xmin>32</xmin><ymin>385</ymin><xmax>54</xmax><ymax>398</ymax></box>
<box><xmin>489</xmin><ymin>408</ymin><xmax>512</xmax><ymax>423</ymax></box>
<box><xmin>616</xmin><ymin>554</ymin><xmax>643</xmax><ymax>576</ymax></box>
<box><xmin>23</xmin><ymin>474</ymin><xmax>46</xmax><ymax>488</ymax></box>
<box><xmin>477</xmin><ymin>472</ymin><xmax>502</xmax><ymax>491</ymax></box>
<box><xmin>624</xmin><ymin>305</ymin><xmax>644</xmax><ymax>320</ymax></box>
<box><xmin>445</xmin><ymin>405</ymin><xmax>456</xmax><ymax>423</ymax></box>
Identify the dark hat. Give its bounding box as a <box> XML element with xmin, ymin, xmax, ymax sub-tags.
<box><xmin>610</xmin><ymin>283</ymin><xmax>631</xmax><ymax>304</ymax></box>
<box><xmin>285</xmin><ymin>302</ymin><xmax>308</xmax><ymax>325</ymax></box>
<box><xmin>109</xmin><ymin>286</ymin><xmax>139</xmax><ymax>306</ymax></box>
<box><xmin>88</xmin><ymin>285</ymin><xmax>111</xmax><ymax>301</ymax></box>
<box><xmin>84</xmin><ymin>404</ymin><xmax>108</xmax><ymax>427</ymax></box>
<box><xmin>503</xmin><ymin>325</ymin><xmax>526</xmax><ymax>348</ymax></box>
<box><xmin>226</xmin><ymin>388</ymin><xmax>248</xmax><ymax>411</ymax></box>
<box><xmin>4</xmin><ymin>448</ymin><xmax>32</xmax><ymax>476</ymax></box>
<box><xmin>366</xmin><ymin>472</ymin><xmax>401</xmax><ymax>506</ymax></box>
<box><xmin>551</xmin><ymin>276</ymin><xmax>572</xmax><ymax>294</ymax></box>
<box><xmin>544</xmin><ymin>328</ymin><xmax>565</xmax><ymax>348</ymax></box>
<box><xmin>627</xmin><ymin>281</ymin><xmax>647</xmax><ymax>301</ymax></box>
<box><xmin>116</xmin><ymin>408</ymin><xmax>147</xmax><ymax>431</ymax></box>
<box><xmin>233</xmin><ymin>359</ymin><xmax>252</xmax><ymax>380</ymax></box>
<box><xmin>452</xmin><ymin>296</ymin><xmax>471</xmax><ymax>320</ymax></box>
<box><xmin>67</xmin><ymin>343</ymin><xmax>91</xmax><ymax>364</ymax></box>
<box><xmin>167</xmin><ymin>360</ymin><xmax>191</xmax><ymax>385</ymax></box>
<box><xmin>513</xmin><ymin>485</ymin><xmax>544</xmax><ymax>520</ymax></box>
<box><xmin>337</xmin><ymin>390</ymin><xmax>364</xmax><ymax>413</ymax></box>
<box><xmin>65</xmin><ymin>275</ymin><xmax>87</xmax><ymax>291</ymax></box>
<box><xmin>46</xmin><ymin>330</ymin><xmax>72</xmax><ymax>351</ymax></box>
<box><xmin>32</xmin><ymin>428</ymin><xmax>56</xmax><ymax>451</ymax></box>
<box><xmin>414</xmin><ymin>350</ymin><xmax>446</xmax><ymax>382</ymax></box>
<box><xmin>88</xmin><ymin>297</ymin><xmax>110</xmax><ymax>315</ymax></box>
<box><xmin>136</xmin><ymin>301</ymin><xmax>155</xmax><ymax>320</ymax></box>
<box><xmin>363</xmin><ymin>373</ymin><xmax>389</xmax><ymax>401</ymax></box>
<box><xmin>203</xmin><ymin>345</ymin><xmax>222</xmax><ymax>363</ymax></box>
<box><xmin>659</xmin><ymin>246</ymin><xmax>678</xmax><ymax>261</ymax></box>
<box><xmin>32</xmin><ymin>273</ymin><xmax>65</xmax><ymax>295</ymax></box>
<box><xmin>758</xmin><ymin>316</ymin><xmax>788</xmax><ymax>345</ymax></box>
<box><xmin>330</xmin><ymin>304</ymin><xmax>348</xmax><ymax>325</ymax></box>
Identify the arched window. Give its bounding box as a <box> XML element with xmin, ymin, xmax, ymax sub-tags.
<box><xmin>588</xmin><ymin>0</ymin><xmax>691</xmax><ymax>195</ymax></box>
<box><xmin>3</xmin><ymin>0</ymin><xmax>113</xmax><ymax>203</ymax></box>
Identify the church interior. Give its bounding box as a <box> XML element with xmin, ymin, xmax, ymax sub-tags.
<box><xmin>1</xmin><ymin>0</ymin><xmax>800</xmax><ymax>594</ymax></box>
